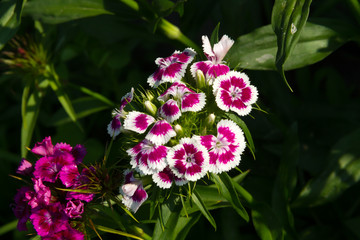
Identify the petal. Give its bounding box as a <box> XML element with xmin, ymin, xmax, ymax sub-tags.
<box><xmin>158</xmin><ymin>81</ymin><xmax>194</xmax><ymax>102</ymax></box>
<box><xmin>145</xmin><ymin>120</ymin><xmax>176</xmax><ymax>145</ymax></box>
<box><xmin>16</xmin><ymin>159</ymin><xmax>33</xmax><ymax>176</ymax></box>
<box><xmin>202</xmin><ymin>35</ymin><xmax>215</xmax><ymax>61</ymax></box>
<box><xmin>120</xmin><ymin>182</ymin><xmax>139</xmax><ymax>197</ymax></box>
<box><xmin>107</xmin><ymin>117</ymin><xmax>122</xmax><ymax>138</ymax></box>
<box><xmin>31</xmin><ymin>136</ymin><xmax>54</xmax><ymax>156</ymax></box>
<box><xmin>122</xmin><ymin>186</ymin><xmax>148</xmax><ymax>213</ymax></box>
<box><xmin>198</xmin><ymin>135</ymin><xmax>217</xmax><ymax>150</ymax></box>
<box><xmin>119</xmin><ymin>87</ymin><xmax>134</xmax><ymax>110</ymax></box>
<box><xmin>147</xmin><ymin>68</ymin><xmax>167</xmax><ymax>88</ymax></box>
<box><xmin>207</xmin><ymin>64</ymin><xmax>230</xmax><ymax>79</ymax></box>
<box><xmin>124</xmin><ymin>111</ymin><xmax>155</xmax><ymax>134</ymax></box>
<box><xmin>190</xmin><ymin>61</ymin><xmax>211</xmax><ymax>79</ymax></box>
<box><xmin>212</xmin><ymin>35</ymin><xmax>234</xmax><ymax>63</ymax></box>
<box><xmin>59</xmin><ymin>164</ymin><xmax>79</xmax><ymax>187</ymax></box>
<box><xmin>230</xmin><ymin>99</ymin><xmax>252</xmax><ymax>116</ymax></box>
<box><xmin>159</xmin><ymin>99</ymin><xmax>181</xmax><ymax>123</ymax></box>
<box><xmin>181</xmin><ymin>92</ymin><xmax>206</xmax><ymax>112</ymax></box>
<box><xmin>152</xmin><ymin>167</ymin><xmax>174</xmax><ymax>189</ymax></box>
<box><xmin>241</xmin><ymin>85</ymin><xmax>258</xmax><ymax>105</ymax></box>
<box><xmin>215</xmin><ymin>89</ymin><xmax>232</xmax><ymax>112</ymax></box>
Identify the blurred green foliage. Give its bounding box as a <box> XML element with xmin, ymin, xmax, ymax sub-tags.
<box><xmin>1</xmin><ymin>0</ymin><xmax>360</xmax><ymax>239</ymax></box>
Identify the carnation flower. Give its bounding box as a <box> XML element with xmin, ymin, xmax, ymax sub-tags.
<box><xmin>167</xmin><ymin>137</ymin><xmax>209</xmax><ymax>181</ymax></box>
<box><xmin>197</xmin><ymin>119</ymin><xmax>246</xmax><ymax>173</ymax></box>
<box><xmin>147</xmin><ymin>48</ymin><xmax>196</xmax><ymax>88</ymax></box>
<box><xmin>12</xmin><ymin>186</ymin><xmax>33</xmax><ymax>231</ymax></box>
<box><xmin>16</xmin><ymin>158</ymin><xmax>33</xmax><ymax>176</ymax></box>
<box><xmin>213</xmin><ymin>71</ymin><xmax>258</xmax><ymax>116</ymax></box>
<box><xmin>157</xmin><ymin>82</ymin><xmax>206</xmax><ymax>123</ymax></box>
<box><xmin>191</xmin><ymin>35</ymin><xmax>234</xmax><ymax>84</ymax></box>
<box><xmin>152</xmin><ymin>166</ymin><xmax>188</xmax><ymax>189</ymax></box>
<box><xmin>120</xmin><ymin>170</ymin><xmax>148</xmax><ymax>213</ymax></box>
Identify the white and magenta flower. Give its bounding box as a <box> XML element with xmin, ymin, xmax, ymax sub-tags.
<box><xmin>120</xmin><ymin>170</ymin><xmax>148</xmax><ymax>213</ymax></box>
<box><xmin>124</xmin><ymin>111</ymin><xmax>176</xmax><ymax>145</ymax></box>
<box><xmin>167</xmin><ymin>137</ymin><xmax>209</xmax><ymax>181</ymax></box>
<box><xmin>197</xmin><ymin>119</ymin><xmax>246</xmax><ymax>174</ymax></box>
<box><xmin>158</xmin><ymin>82</ymin><xmax>206</xmax><ymax>123</ymax></box>
<box><xmin>191</xmin><ymin>35</ymin><xmax>234</xmax><ymax>84</ymax></box>
<box><xmin>213</xmin><ymin>71</ymin><xmax>258</xmax><ymax>116</ymax></box>
<box><xmin>148</xmin><ymin>48</ymin><xmax>196</xmax><ymax>88</ymax></box>
<box><xmin>152</xmin><ymin>167</ymin><xmax>188</xmax><ymax>189</ymax></box>
<box><xmin>107</xmin><ymin>88</ymin><xmax>134</xmax><ymax>138</ymax></box>
<box><xmin>127</xmin><ymin>139</ymin><xmax>168</xmax><ymax>175</ymax></box>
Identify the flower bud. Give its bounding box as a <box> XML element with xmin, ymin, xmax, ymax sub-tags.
<box><xmin>174</xmin><ymin>124</ymin><xmax>184</xmax><ymax>137</ymax></box>
<box><xmin>195</xmin><ymin>70</ymin><xmax>206</xmax><ymax>89</ymax></box>
<box><xmin>205</xmin><ymin>113</ymin><xmax>216</xmax><ymax>127</ymax></box>
<box><xmin>144</xmin><ymin>100</ymin><xmax>157</xmax><ymax>116</ymax></box>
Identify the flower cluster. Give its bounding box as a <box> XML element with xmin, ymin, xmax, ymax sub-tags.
<box><xmin>12</xmin><ymin>137</ymin><xmax>95</xmax><ymax>240</ymax></box>
<box><xmin>108</xmin><ymin>35</ymin><xmax>258</xmax><ymax>212</ymax></box>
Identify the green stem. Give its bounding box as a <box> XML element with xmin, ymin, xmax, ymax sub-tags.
<box><xmin>346</xmin><ymin>0</ymin><xmax>360</xmax><ymax>26</ymax></box>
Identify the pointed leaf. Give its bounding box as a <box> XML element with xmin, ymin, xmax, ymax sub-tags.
<box><xmin>23</xmin><ymin>0</ymin><xmax>113</xmax><ymax>24</ymax></box>
<box><xmin>48</xmin><ymin>77</ymin><xmax>77</xmax><ymax>123</ymax></box>
<box><xmin>211</xmin><ymin>172</ymin><xmax>249</xmax><ymax>222</ymax></box>
<box><xmin>95</xmin><ymin>225</ymin><xmax>143</xmax><ymax>240</ymax></box>
<box><xmin>293</xmin><ymin>128</ymin><xmax>360</xmax><ymax>207</ymax></box>
<box><xmin>21</xmin><ymin>88</ymin><xmax>45</xmax><ymax>157</ymax></box>
<box><xmin>210</xmin><ymin>22</ymin><xmax>220</xmax><ymax>46</ymax></box>
<box><xmin>271</xmin><ymin>0</ymin><xmax>312</xmax><ymax>90</ymax></box>
<box><xmin>192</xmin><ymin>189</ymin><xmax>217</xmax><ymax>230</ymax></box>
<box><xmin>0</xmin><ymin>0</ymin><xmax>25</xmax><ymax>50</ymax></box>
<box><xmin>226</xmin><ymin>19</ymin><xmax>351</xmax><ymax>71</ymax></box>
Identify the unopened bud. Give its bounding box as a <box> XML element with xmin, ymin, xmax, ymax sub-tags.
<box><xmin>195</xmin><ymin>70</ymin><xmax>206</xmax><ymax>89</ymax></box>
<box><xmin>174</xmin><ymin>124</ymin><xmax>184</xmax><ymax>136</ymax></box>
<box><xmin>144</xmin><ymin>100</ymin><xmax>157</xmax><ymax>116</ymax></box>
<box><xmin>205</xmin><ymin>113</ymin><xmax>216</xmax><ymax>127</ymax></box>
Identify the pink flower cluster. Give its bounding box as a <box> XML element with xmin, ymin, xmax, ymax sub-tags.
<box><xmin>108</xmin><ymin>35</ymin><xmax>258</xmax><ymax>213</ymax></box>
<box><xmin>13</xmin><ymin>137</ymin><xmax>93</xmax><ymax>240</ymax></box>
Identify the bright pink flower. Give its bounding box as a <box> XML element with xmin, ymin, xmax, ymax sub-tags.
<box><xmin>65</xmin><ymin>200</ymin><xmax>84</xmax><ymax>219</ymax></box>
<box><xmin>71</xmin><ymin>144</ymin><xmax>87</xmax><ymax>164</ymax></box>
<box><xmin>152</xmin><ymin>167</ymin><xmax>187</xmax><ymax>189</ymax></box>
<box><xmin>16</xmin><ymin>158</ymin><xmax>33</xmax><ymax>176</ymax></box>
<box><xmin>42</xmin><ymin>227</ymin><xmax>84</xmax><ymax>240</ymax></box>
<box><xmin>148</xmin><ymin>48</ymin><xmax>196</xmax><ymax>88</ymax></box>
<box><xmin>191</xmin><ymin>35</ymin><xmax>234</xmax><ymax>83</ymax></box>
<box><xmin>66</xmin><ymin>167</ymin><xmax>95</xmax><ymax>203</ymax></box>
<box><xmin>158</xmin><ymin>82</ymin><xmax>206</xmax><ymax>123</ymax></box>
<box><xmin>30</xmin><ymin>202</ymin><xmax>69</xmax><ymax>237</ymax></box>
<box><xmin>31</xmin><ymin>136</ymin><xmax>54</xmax><ymax>156</ymax></box>
<box><xmin>59</xmin><ymin>164</ymin><xmax>80</xmax><ymax>187</ymax></box>
<box><xmin>213</xmin><ymin>71</ymin><xmax>258</xmax><ymax>116</ymax></box>
<box><xmin>120</xmin><ymin>170</ymin><xmax>148</xmax><ymax>213</ymax></box>
<box><xmin>197</xmin><ymin>119</ymin><xmax>246</xmax><ymax>173</ymax></box>
<box><xmin>127</xmin><ymin>139</ymin><xmax>168</xmax><ymax>175</ymax></box>
<box><xmin>13</xmin><ymin>186</ymin><xmax>33</xmax><ymax>231</ymax></box>
<box><xmin>167</xmin><ymin>137</ymin><xmax>209</xmax><ymax>181</ymax></box>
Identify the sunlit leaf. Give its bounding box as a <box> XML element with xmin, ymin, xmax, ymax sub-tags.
<box><xmin>226</xmin><ymin>19</ymin><xmax>352</xmax><ymax>71</ymax></box>
<box><xmin>191</xmin><ymin>189</ymin><xmax>217</xmax><ymax>230</ymax></box>
<box><xmin>271</xmin><ymin>0</ymin><xmax>312</xmax><ymax>90</ymax></box>
<box><xmin>0</xmin><ymin>0</ymin><xmax>25</xmax><ymax>50</ymax></box>
<box><xmin>95</xmin><ymin>225</ymin><xmax>143</xmax><ymax>240</ymax></box>
<box><xmin>293</xmin><ymin>128</ymin><xmax>360</xmax><ymax>207</ymax></box>
<box><xmin>23</xmin><ymin>0</ymin><xmax>113</xmax><ymax>24</ymax></box>
<box><xmin>211</xmin><ymin>173</ymin><xmax>249</xmax><ymax>222</ymax></box>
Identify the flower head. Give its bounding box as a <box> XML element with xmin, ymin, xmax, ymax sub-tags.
<box><xmin>16</xmin><ymin>159</ymin><xmax>33</xmax><ymax>176</ymax></box>
<box><xmin>148</xmin><ymin>48</ymin><xmax>196</xmax><ymax>88</ymax></box>
<box><xmin>191</xmin><ymin>35</ymin><xmax>234</xmax><ymax>83</ymax></box>
<box><xmin>213</xmin><ymin>71</ymin><xmax>258</xmax><ymax>116</ymax></box>
<box><xmin>167</xmin><ymin>137</ymin><xmax>209</xmax><ymax>181</ymax></box>
<box><xmin>152</xmin><ymin>167</ymin><xmax>188</xmax><ymax>189</ymax></box>
<box><xmin>197</xmin><ymin>119</ymin><xmax>246</xmax><ymax>173</ymax></box>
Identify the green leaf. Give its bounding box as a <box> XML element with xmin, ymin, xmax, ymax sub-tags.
<box><xmin>0</xmin><ymin>220</ymin><xmax>17</xmax><ymax>236</ymax></box>
<box><xmin>50</xmin><ymin>97</ymin><xmax>111</xmax><ymax>126</ymax></box>
<box><xmin>23</xmin><ymin>0</ymin><xmax>113</xmax><ymax>24</ymax></box>
<box><xmin>21</xmin><ymin>88</ymin><xmax>45</xmax><ymax>157</ymax></box>
<box><xmin>95</xmin><ymin>225</ymin><xmax>143</xmax><ymax>240</ymax></box>
<box><xmin>272</xmin><ymin>123</ymin><xmax>299</xmax><ymax>239</ymax></box>
<box><xmin>210</xmin><ymin>22</ymin><xmax>220</xmax><ymax>46</ymax></box>
<box><xmin>211</xmin><ymin>173</ymin><xmax>249</xmax><ymax>222</ymax></box>
<box><xmin>48</xmin><ymin>75</ymin><xmax>78</xmax><ymax>124</ymax></box>
<box><xmin>271</xmin><ymin>0</ymin><xmax>312</xmax><ymax>91</ymax></box>
<box><xmin>225</xmin><ymin>112</ymin><xmax>255</xmax><ymax>157</ymax></box>
<box><xmin>226</xmin><ymin>19</ymin><xmax>350</xmax><ymax>71</ymax></box>
<box><xmin>152</xmin><ymin>198</ymin><xmax>202</xmax><ymax>240</ymax></box>
<box><xmin>191</xmin><ymin>189</ymin><xmax>217</xmax><ymax>230</ymax></box>
<box><xmin>293</xmin><ymin>128</ymin><xmax>360</xmax><ymax>207</ymax></box>
<box><xmin>0</xmin><ymin>0</ymin><xmax>25</xmax><ymax>50</ymax></box>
